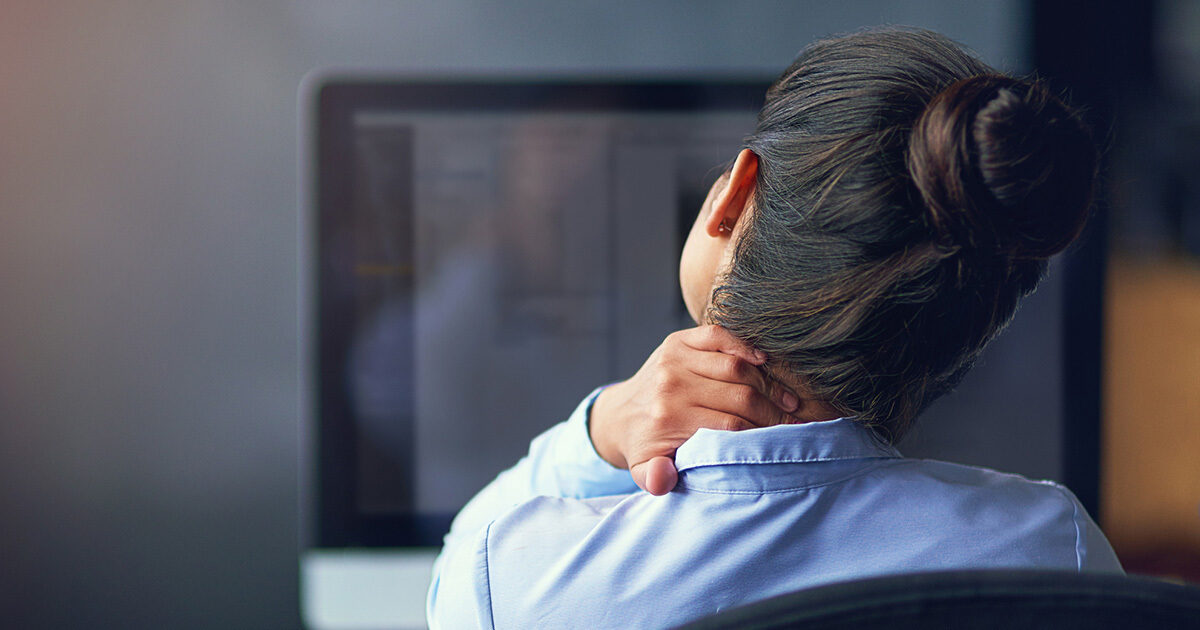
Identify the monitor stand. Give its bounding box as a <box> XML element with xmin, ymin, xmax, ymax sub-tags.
<box><xmin>302</xmin><ymin>548</ymin><xmax>439</xmax><ymax>630</ymax></box>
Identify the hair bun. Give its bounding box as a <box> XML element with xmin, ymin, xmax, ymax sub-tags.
<box><xmin>908</xmin><ymin>75</ymin><xmax>1097</xmax><ymax>260</ymax></box>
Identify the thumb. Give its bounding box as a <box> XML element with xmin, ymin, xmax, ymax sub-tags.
<box><xmin>630</xmin><ymin>456</ymin><xmax>679</xmax><ymax>496</ymax></box>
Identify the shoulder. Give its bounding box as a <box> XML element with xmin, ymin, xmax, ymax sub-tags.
<box><xmin>483</xmin><ymin>493</ymin><xmax>645</xmax><ymax>626</ymax></box>
<box><xmin>429</xmin><ymin>493</ymin><xmax>638</xmax><ymax>629</ymax></box>
<box><xmin>484</xmin><ymin>492</ymin><xmax>637</xmax><ymax>569</ymax></box>
<box><xmin>488</xmin><ymin>493</ymin><xmax>631</xmax><ymax>543</ymax></box>
<box><xmin>867</xmin><ymin>458</ymin><xmax>1120</xmax><ymax>571</ymax></box>
<box><xmin>874</xmin><ymin>457</ymin><xmax>1079</xmax><ymax>521</ymax></box>
<box><xmin>880</xmin><ymin>457</ymin><xmax>1076</xmax><ymax>501</ymax></box>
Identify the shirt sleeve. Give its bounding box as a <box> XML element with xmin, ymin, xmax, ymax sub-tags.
<box><xmin>426</xmin><ymin>387</ymin><xmax>639</xmax><ymax>629</ymax></box>
<box><xmin>1046</xmin><ymin>481</ymin><xmax>1125</xmax><ymax>574</ymax></box>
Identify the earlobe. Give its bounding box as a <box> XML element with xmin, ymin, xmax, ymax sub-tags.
<box><xmin>704</xmin><ymin>149</ymin><xmax>759</xmax><ymax>238</ymax></box>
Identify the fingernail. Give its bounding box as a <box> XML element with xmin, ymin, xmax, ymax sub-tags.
<box><xmin>782</xmin><ymin>391</ymin><xmax>799</xmax><ymax>412</ymax></box>
<box><xmin>753</xmin><ymin>349</ymin><xmax>767</xmax><ymax>363</ymax></box>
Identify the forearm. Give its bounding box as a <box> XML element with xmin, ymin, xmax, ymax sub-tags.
<box><xmin>434</xmin><ymin>387</ymin><xmax>632</xmax><ymax>548</ymax></box>
<box><xmin>443</xmin><ymin>387</ymin><xmax>635</xmax><ymax>538</ymax></box>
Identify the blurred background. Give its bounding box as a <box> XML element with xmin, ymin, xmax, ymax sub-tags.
<box><xmin>0</xmin><ymin>1</ymin><xmax>1195</xmax><ymax>628</ymax></box>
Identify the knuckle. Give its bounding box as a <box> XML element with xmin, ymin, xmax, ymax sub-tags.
<box><xmin>651</xmin><ymin>349</ymin><xmax>670</xmax><ymax>368</ymax></box>
<box><xmin>649</xmin><ymin>400</ymin><xmax>671</xmax><ymax>426</ymax></box>
<box><xmin>720</xmin><ymin>415</ymin><xmax>743</xmax><ymax>432</ymax></box>
<box><xmin>731</xmin><ymin>384</ymin><xmax>756</xmax><ymax>408</ymax></box>
<box><xmin>653</xmin><ymin>371</ymin><xmax>679</xmax><ymax>395</ymax></box>
<box><xmin>720</xmin><ymin>354</ymin><xmax>742</xmax><ymax>380</ymax></box>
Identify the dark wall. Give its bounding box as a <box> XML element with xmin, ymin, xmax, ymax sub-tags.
<box><xmin>1032</xmin><ymin>0</ymin><xmax>1156</xmax><ymax>518</ymax></box>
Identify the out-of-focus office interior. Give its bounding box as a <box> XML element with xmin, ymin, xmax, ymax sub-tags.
<box><xmin>1099</xmin><ymin>0</ymin><xmax>1200</xmax><ymax>581</ymax></box>
<box><xmin>0</xmin><ymin>2</ymin><xmax>1196</xmax><ymax>628</ymax></box>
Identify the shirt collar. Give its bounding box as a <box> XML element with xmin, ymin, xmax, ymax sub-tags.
<box><xmin>675</xmin><ymin>418</ymin><xmax>900</xmax><ymax>470</ymax></box>
<box><xmin>672</xmin><ymin>418</ymin><xmax>901</xmax><ymax>492</ymax></box>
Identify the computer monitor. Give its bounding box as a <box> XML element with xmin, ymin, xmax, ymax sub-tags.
<box><xmin>301</xmin><ymin>78</ymin><xmax>770</xmax><ymax>627</ymax></box>
<box><xmin>300</xmin><ymin>77</ymin><xmax>1100</xmax><ymax>629</ymax></box>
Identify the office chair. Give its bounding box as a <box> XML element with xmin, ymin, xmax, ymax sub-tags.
<box><xmin>676</xmin><ymin>570</ymin><xmax>1200</xmax><ymax>629</ymax></box>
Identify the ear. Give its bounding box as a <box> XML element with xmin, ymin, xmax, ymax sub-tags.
<box><xmin>704</xmin><ymin>149</ymin><xmax>759</xmax><ymax>238</ymax></box>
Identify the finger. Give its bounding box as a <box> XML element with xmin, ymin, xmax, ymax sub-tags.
<box><xmin>762</xmin><ymin>375</ymin><xmax>801</xmax><ymax>415</ymax></box>
<box><xmin>630</xmin><ymin>456</ymin><xmax>679</xmax><ymax>496</ymax></box>
<box><xmin>684</xmin><ymin>352</ymin><xmax>799</xmax><ymax>414</ymax></box>
<box><xmin>687</xmin><ymin>350</ymin><xmax>765</xmax><ymax>386</ymax></box>
<box><xmin>623</xmin><ymin>408</ymin><xmax>758</xmax><ymax>473</ymax></box>
<box><xmin>669</xmin><ymin>406</ymin><xmax>760</xmax><ymax>434</ymax></box>
<box><xmin>702</xmin><ymin>381</ymin><xmax>797</xmax><ymax>428</ymax></box>
<box><xmin>678</xmin><ymin>325</ymin><xmax>766</xmax><ymax>365</ymax></box>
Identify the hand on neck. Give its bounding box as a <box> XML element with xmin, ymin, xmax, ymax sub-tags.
<box><xmin>763</xmin><ymin>366</ymin><xmax>845</xmax><ymax>424</ymax></box>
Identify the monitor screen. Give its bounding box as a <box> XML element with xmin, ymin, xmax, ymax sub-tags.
<box><xmin>312</xmin><ymin>81</ymin><xmax>767</xmax><ymax>546</ymax></box>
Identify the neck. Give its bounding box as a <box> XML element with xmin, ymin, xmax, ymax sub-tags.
<box><xmin>789</xmin><ymin>396</ymin><xmax>845</xmax><ymax>423</ymax></box>
<box><xmin>766</xmin><ymin>368</ymin><xmax>844</xmax><ymax>423</ymax></box>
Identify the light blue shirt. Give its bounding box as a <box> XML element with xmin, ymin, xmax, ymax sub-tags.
<box><xmin>427</xmin><ymin>389</ymin><xmax>1123</xmax><ymax>629</ymax></box>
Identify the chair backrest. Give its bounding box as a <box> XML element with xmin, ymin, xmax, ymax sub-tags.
<box><xmin>675</xmin><ymin>570</ymin><xmax>1200</xmax><ymax>630</ymax></box>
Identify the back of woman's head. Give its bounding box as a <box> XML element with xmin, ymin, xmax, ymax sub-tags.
<box><xmin>710</xmin><ymin>28</ymin><xmax>1097</xmax><ymax>442</ymax></box>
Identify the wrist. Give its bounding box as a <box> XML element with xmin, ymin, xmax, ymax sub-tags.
<box><xmin>588</xmin><ymin>383</ymin><xmax>628</xmax><ymax>470</ymax></box>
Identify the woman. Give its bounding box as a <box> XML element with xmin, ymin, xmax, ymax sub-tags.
<box><xmin>427</xmin><ymin>28</ymin><xmax>1122</xmax><ymax>629</ymax></box>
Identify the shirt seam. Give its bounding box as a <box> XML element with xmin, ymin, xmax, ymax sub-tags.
<box><xmin>1040</xmin><ymin>481</ymin><xmax>1086</xmax><ymax>571</ymax></box>
<box><xmin>1071</xmin><ymin>497</ymin><xmax>1084</xmax><ymax>571</ymax></box>
<box><xmin>677</xmin><ymin>460</ymin><xmax>888</xmax><ymax>494</ymax></box>
<box><xmin>676</xmin><ymin>453</ymin><xmax>897</xmax><ymax>471</ymax></box>
<box><xmin>483</xmin><ymin>519</ymin><xmax>497</xmax><ymax>629</ymax></box>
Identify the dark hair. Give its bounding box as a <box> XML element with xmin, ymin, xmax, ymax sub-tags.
<box><xmin>710</xmin><ymin>28</ymin><xmax>1097</xmax><ymax>442</ymax></box>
